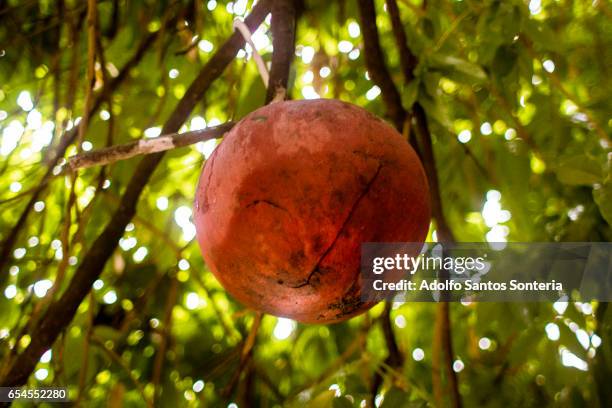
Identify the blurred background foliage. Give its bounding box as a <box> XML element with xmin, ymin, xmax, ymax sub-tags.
<box><xmin>0</xmin><ymin>0</ymin><xmax>610</xmax><ymax>406</ymax></box>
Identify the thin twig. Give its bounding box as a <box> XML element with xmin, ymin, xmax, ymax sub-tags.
<box><xmin>251</xmin><ymin>363</ymin><xmax>285</xmax><ymax>401</ymax></box>
<box><xmin>75</xmin><ymin>292</ymin><xmax>95</xmax><ymax>406</ymax></box>
<box><xmin>191</xmin><ymin>272</ymin><xmax>241</xmax><ymax>343</ymax></box>
<box><xmin>369</xmin><ymin>301</ymin><xmax>403</xmax><ymax>407</ymax></box>
<box><xmin>291</xmin><ymin>334</ymin><xmax>364</xmax><ymax>398</ymax></box>
<box><xmin>288</xmin><ymin>317</ymin><xmax>372</xmax><ymax>400</ymax></box>
<box><xmin>487</xmin><ymin>84</ymin><xmax>540</xmax><ymax>155</ymax></box>
<box><xmin>50</xmin><ymin>0</ymin><xmax>64</xmax><ymax>160</ymax></box>
<box><xmin>398</xmin><ymin>0</ymin><xmax>426</xmax><ymax>17</ymax></box>
<box><xmin>68</xmin><ymin>122</ymin><xmax>234</xmax><ymax>170</ymax></box>
<box><xmin>62</xmin><ymin>6</ymin><xmax>86</xmax><ymax>128</ymax></box>
<box><xmin>431</xmin><ymin>311</ymin><xmax>443</xmax><ymax>407</ymax></box>
<box><xmin>223</xmin><ymin>313</ymin><xmax>263</xmax><ymax>398</ymax></box>
<box><xmin>432</xmin><ymin>9</ymin><xmax>470</xmax><ymax>54</ymax></box>
<box><xmin>90</xmin><ymin>337</ymin><xmax>153</xmax><ymax>408</ymax></box>
<box><xmin>234</xmin><ymin>19</ymin><xmax>270</xmax><ymax>87</ymax></box>
<box><xmin>593</xmin><ymin>302</ymin><xmax>610</xmax><ymax>405</ymax></box>
<box><xmin>76</xmin><ymin>0</ymin><xmax>97</xmax><ymax>150</ymax></box>
<box><xmin>152</xmin><ymin>277</ymin><xmax>179</xmax><ymax>404</ymax></box>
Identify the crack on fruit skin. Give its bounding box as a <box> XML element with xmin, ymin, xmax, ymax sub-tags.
<box><xmin>290</xmin><ymin>163</ymin><xmax>384</xmax><ymax>289</ymax></box>
<box><xmin>328</xmin><ymin>296</ymin><xmax>365</xmax><ymax>319</ymax></box>
<box><xmin>319</xmin><ymin>282</ymin><xmax>366</xmax><ymax>320</ymax></box>
<box><xmin>200</xmin><ymin>150</ymin><xmax>219</xmax><ymax>214</ymax></box>
<box><xmin>351</xmin><ymin>150</ymin><xmax>384</xmax><ymax>162</ymax></box>
<box><xmin>246</xmin><ymin>199</ymin><xmax>288</xmax><ymax>212</ymax></box>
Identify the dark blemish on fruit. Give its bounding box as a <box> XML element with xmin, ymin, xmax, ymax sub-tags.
<box><xmin>289</xmin><ymin>250</ymin><xmax>306</xmax><ymax>267</ymax></box>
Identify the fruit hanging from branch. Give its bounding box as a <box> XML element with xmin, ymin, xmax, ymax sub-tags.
<box><xmin>194</xmin><ymin>99</ymin><xmax>430</xmax><ymax>323</ymax></box>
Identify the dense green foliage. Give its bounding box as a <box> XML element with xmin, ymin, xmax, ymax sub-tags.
<box><xmin>0</xmin><ymin>0</ymin><xmax>610</xmax><ymax>406</ymax></box>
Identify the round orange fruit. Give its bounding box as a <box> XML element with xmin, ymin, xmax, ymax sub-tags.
<box><xmin>194</xmin><ymin>99</ymin><xmax>430</xmax><ymax>323</ymax></box>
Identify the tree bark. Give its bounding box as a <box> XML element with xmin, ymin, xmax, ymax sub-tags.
<box><xmin>385</xmin><ymin>0</ymin><xmax>417</xmax><ymax>82</ymax></box>
<box><xmin>265</xmin><ymin>0</ymin><xmax>297</xmax><ymax>103</ymax></box>
<box><xmin>358</xmin><ymin>1</ymin><xmax>461</xmax><ymax>406</ymax></box>
<box><xmin>357</xmin><ymin>0</ymin><xmax>407</xmax><ymax>131</ymax></box>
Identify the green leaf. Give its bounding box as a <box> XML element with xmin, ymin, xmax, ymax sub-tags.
<box><xmin>428</xmin><ymin>54</ymin><xmax>488</xmax><ymax>83</ymax></box>
<box><xmin>522</xmin><ymin>19</ymin><xmax>559</xmax><ymax>52</ymax></box>
<box><xmin>492</xmin><ymin>45</ymin><xmax>518</xmax><ymax>78</ymax></box>
<box><xmin>422</xmin><ymin>18</ymin><xmax>435</xmax><ymax>39</ymax></box>
<box><xmin>380</xmin><ymin>387</ymin><xmax>425</xmax><ymax>408</ymax></box>
<box><xmin>292</xmin><ymin>327</ymin><xmax>339</xmax><ymax>377</ymax></box>
<box><xmin>401</xmin><ymin>79</ymin><xmax>420</xmax><ymax>108</ymax></box>
<box><xmin>556</xmin><ymin>156</ymin><xmax>602</xmax><ymax>186</ymax></box>
<box><xmin>307</xmin><ymin>390</ymin><xmax>337</xmax><ymax>408</ymax></box>
<box><xmin>235</xmin><ymin>72</ymin><xmax>266</xmax><ymax>119</ymax></box>
<box><xmin>93</xmin><ymin>326</ymin><xmax>123</xmax><ymax>343</ymax></box>
<box><xmin>332</xmin><ymin>396</ymin><xmax>355</xmax><ymax>408</ymax></box>
<box><xmin>594</xmin><ymin>180</ymin><xmax>612</xmax><ymax>226</ymax></box>
<box><xmin>418</xmin><ymin>91</ymin><xmax>453</xmax><ymax>131</ymax></box>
